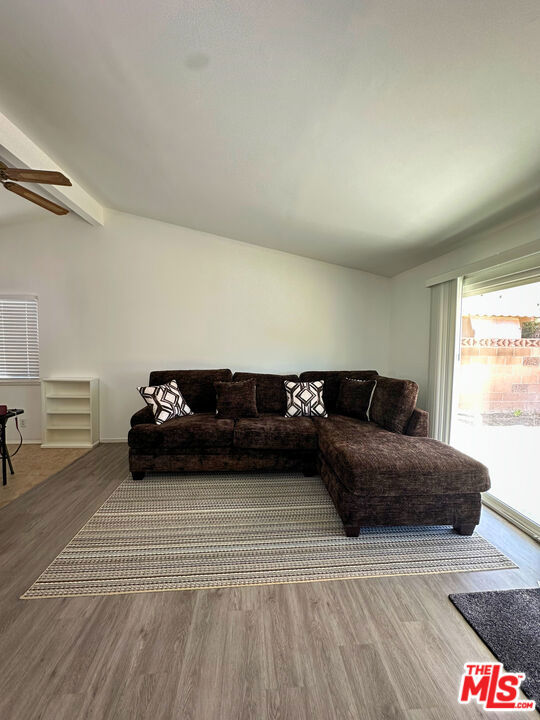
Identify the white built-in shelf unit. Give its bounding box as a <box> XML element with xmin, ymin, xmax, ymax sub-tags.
<box><xmin>41</xmin><ymin>378</ymin><xmax>99</xmax><ymax>448</ymax></box>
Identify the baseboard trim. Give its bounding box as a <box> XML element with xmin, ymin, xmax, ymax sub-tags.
<box><xmin>41</xmin><ymin>441</ymin><xmax>99</xmax><ymax>449</ymax></box>
<box><xmin>9</xmin><ymin>438</ymin><xmax>126</xmax><ymax>446</ymax></box>
<box><xmin>482</xmin><ymin>493</ymin><xmax>540</xmax><ymax>544</ymax></box>
<box><xmin>6</xmin><ymin>439</ymin><xmax>41</xmax><ymax>445</ymax></box>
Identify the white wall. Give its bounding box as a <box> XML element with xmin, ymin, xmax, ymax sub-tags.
<box><xmin>390</xmin><ymin>206</ymin><xmax>540</xmax><ymax>408</ymax></box>
<box><xmin>1</xmin><ymin>384</ymin><xmax>41</xmax><ymax>443</ymax></box>
<box><xmin>0</xmin><ymin>209</ymin><xmax>391</xmax><ymax>441</ymax></box>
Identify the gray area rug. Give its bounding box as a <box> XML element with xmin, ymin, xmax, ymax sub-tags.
<box><xmin>23</xmin><ymin>472</ymin><xmax>516</xmax><ymax>599</ymax></box>
<box><xmin>450</xmin><ymin>588</ymin><xmax>540</xmax><ymax>710</ymax></box>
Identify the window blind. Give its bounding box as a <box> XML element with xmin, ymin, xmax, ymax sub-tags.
<box><xmin>427</xmin><ymin>277</ymin><xmax>462</xmax><ymax>442</ymax></box>
<box><xmin>0</xmin><ymin>295</ymin><xmax>40</xmax><ymax>379</ymax></box>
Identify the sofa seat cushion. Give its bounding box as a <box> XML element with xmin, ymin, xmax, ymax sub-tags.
<box><xmin>313</xmin><ymin>413</ymin><xmax>381</xmax><ymax>443</ymax></box>
<box><xmin>127</xmin><ymin>422</ymin><xmax>164</xmax><ymax>453</ymax></box>
<box><xmin>234</xmin><ymin>415</ymin><xmax>318</xmax><ymax>450</ymax></box>
<box><xmin>319</xmin><ymin>425</ymin><xmax>490</xmax><ymax>496</ymax></box>
<box><xmin>129</xmin><ymin>413</ymin><xmax>234</xmax><ymax>453</ymax></box>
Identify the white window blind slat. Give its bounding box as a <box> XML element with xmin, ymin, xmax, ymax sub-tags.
<box><xmin>0</xmin><ymin>296</ymin><xmax>40</xmax><ymax>380</ymax></box>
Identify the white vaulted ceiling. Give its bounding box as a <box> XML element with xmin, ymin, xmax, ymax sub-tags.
<box><xmin>0</xmin><ymin>184</ymin><xmax>42</xmax><ymax>227</ymax></box>
<box><xmin>1</xmin><ymin>0</ymin><xmax>540</xmax><ymax>275</ymax></box>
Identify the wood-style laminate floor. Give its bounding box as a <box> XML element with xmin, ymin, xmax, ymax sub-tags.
<box><xmin>0</xmin><ymin>443</ymin><xmax>538</xmax><ymax>720</ymax></box>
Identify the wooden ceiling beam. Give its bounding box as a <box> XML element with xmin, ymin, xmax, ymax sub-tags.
<box><xmin>0</xmin><ymin>110</ymin><xmax>104</xmax><ymax>226</ymax></box>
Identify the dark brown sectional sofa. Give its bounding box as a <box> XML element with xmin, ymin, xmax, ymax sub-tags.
<box><xmin>128</xmin><ymin>369</ymin><xmax>490</xmax><ymax>536</ymax></box>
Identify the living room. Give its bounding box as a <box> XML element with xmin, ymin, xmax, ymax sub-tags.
<box><xmin>0</xmin><ymin>2</ymin><xmax>539</xmax><ymax>718</ymax></box>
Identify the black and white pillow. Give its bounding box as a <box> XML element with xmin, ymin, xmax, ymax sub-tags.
<box><xmin>284</xmin><ymin>380</ymin><xmax>328</xmax><ymax>417</ymax></box>
<box><xmin>137</xmin><ymin>379</ymin><xmax>193</xmax><ymax>424</ymax></box>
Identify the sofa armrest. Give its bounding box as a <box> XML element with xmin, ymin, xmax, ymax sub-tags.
<box><xmin>405</xmin><ymin>408</ymin><xmax>429</xmax><ymax>437</ymax></box>
<box><xmin>130</xmin><ymin>405</ymin><xmax>155</xmax><ymax>428</ymax></box>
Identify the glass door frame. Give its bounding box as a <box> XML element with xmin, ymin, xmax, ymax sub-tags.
<box><xmin>451</xmin><ymin>275</ymin><xmax>540</xmax><ymax>544</ymax></box>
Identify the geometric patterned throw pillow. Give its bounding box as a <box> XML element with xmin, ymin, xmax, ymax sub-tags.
<box><xmin>137</xmin><ymin>379</ymin><xmax>193</xmax><ymax>424</ymax></box>
<box><xmin>284</xmin><ymin>380</ymin><xmax>328</xmax><ymax>417</ymax></box>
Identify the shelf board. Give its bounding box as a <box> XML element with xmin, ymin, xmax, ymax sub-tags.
<box><xmin>46</xmin><ymin>425</ymin><xmax>90</xmax><ymax>431</ymax></box>
<box><xmin>41</xmin><ymin>442</ymin><xmax>96</xmax><ymax>449</ymax></box>
<box><xmin>46</xmin><ymin>410</ymin><xmax>91</xmax><ymax>415</ymax></box>
<box><xmin>42</xmin><ymin>377</ymin><xmax>95</xmax><ymax>382</ymax></box>
<box><xmin>46</xmin><ymin>393</ymin><xmax>90</xmax><ymax>399</ymax></box>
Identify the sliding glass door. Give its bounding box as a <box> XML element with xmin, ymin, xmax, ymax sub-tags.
<box><xmin>451</xmin><ymin>280</ymin><xmax>540</xmax><ymax>534</ymax></box>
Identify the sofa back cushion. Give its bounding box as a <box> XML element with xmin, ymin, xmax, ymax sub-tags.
<box><xmin>233</xmin><ymin>372</ymin><xmax>299</xmax><ymax>414</ymax></box>
<box><xmin>299</xmin><ymin>370</ymin><xmax>378</xmax><ymax>413</ymax></box>
<box><xmin>148</xmin><ymin>369</ymin><xmax>232</xmax><ymax>413</ymax></box>
<box><xmin>369</xmin><ymin>376</ymin><xmax>418</xmax><ymax>434</ymax></box>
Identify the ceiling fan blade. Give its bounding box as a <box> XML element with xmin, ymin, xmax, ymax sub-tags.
<box><xmin>3</xmin><ymin>181</ymin><xmax>69</xmax><ymax>215</ymax></box>
<box><xmin>0</xmin><ymin>167</ymin><xmax>71</xmax><ymax>186</ymax></box>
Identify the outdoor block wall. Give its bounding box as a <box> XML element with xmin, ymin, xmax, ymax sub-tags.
<box><xmin>458</xmin><ymin>338</ymin><xmax>540</xmax><ymax>414</ymax></box>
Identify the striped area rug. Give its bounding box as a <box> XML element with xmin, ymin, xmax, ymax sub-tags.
<box><xmin>22</xmin><ymin>472</ymin><xmax>516</xmax><ymax>599</ymax></box>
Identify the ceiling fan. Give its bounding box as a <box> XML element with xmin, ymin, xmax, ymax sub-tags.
<box><xmin>0</xmin><ymin>160</ymin><xmax>71</xmax><ymax>215</ymax></box>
